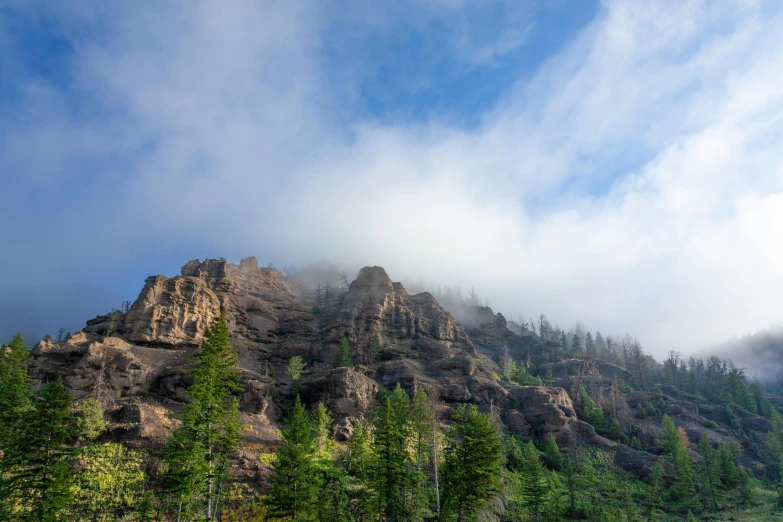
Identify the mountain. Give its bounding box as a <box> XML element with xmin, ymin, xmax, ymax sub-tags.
<box><xmin>26</xmin><ymin>257</ymin><xmax>780</xmax><ymax>494</ymax></box>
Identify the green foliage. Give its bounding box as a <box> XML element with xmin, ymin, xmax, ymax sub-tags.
<box><xmin>335</xmin><ymin>336</ymin><xmax>354</xmax><ymax>369</ymax></box>
<box><xmin>647</xmin><ymin>459</ymin><xmax>664</xmax><ymax>517</ymax></box>
<box><xmin>702</xmin><ymin>419</ymin><xmax>718</xmax><ymax>428</ymax></box>
<box><xmin>1</xmin><ymin>377</ymin><xmax>76</xmax><ymax>521</ymax></box>
<box><xmin>442</xmin><ymin>404</ymin><xmax>504</xmax><ymax>521</ymax></box>
<box><xmin>74</xmin><ymin>398</ymin><xmax>106</xmax><ymax>442</ymax></box>
<box><xmin>315</xmin><ymin>401</ymin><xmax>333</xmax><ymax>452</ymax></box>
<box><xmin>718</xmin><ymin>441</ymin><xmax>742</xmax><ymax>489</ymax></box>
<box><xmin>0</xmin><ymin>333</ymin><xmax>32</xmax><ymax>502</ymax></box>
<box><xmin>517</xmin><ymin>440</ymin><xmax>549</xmax><ymax>521</ymax></box>
<box><xmin>286</xmin><ymin>355</ymin><xmax>306</xmax><ymax>390</ymax></box>
<box><xmin>268</xmin><ymin>396</ymin><xmax>320</xmax><ymax>520</ymax></box>
<box><xmin>544</xmin><ymin>434</ymin><xmax>563</xmax><ymax>471</ymax></box>
<box><xmin>766</xmin><ymin>409</ymin><xmax>783</xmax><ymax>482</ymax></box>
<box><xmin>698</xmin><ymin>434</ymin><xmax>721</xmax><ymax>510</ymax></box>
<box><xmin>162</xmin><ymin>314</ymin><xmax>242</xmax><ymax>520</ymax></box>
<box><xmin>70</xmin><ymin>442</ymin><xmax>147</xmax><ymax>521</ymax></box>
<box><xmin>371</xmin><ymin>384</ymin><xmax>418</xmax><ymax>521</ymax></box>
<box><xmin>660</xmin><ymin>415</ymin><xmax>698</xmax><ymax>505</ymax></box>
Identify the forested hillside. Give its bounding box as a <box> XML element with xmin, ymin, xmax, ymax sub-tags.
<box><xmin>1</xmin><ymin>258</ymin><xmax>782</xmax><ymax>521</ymax></box>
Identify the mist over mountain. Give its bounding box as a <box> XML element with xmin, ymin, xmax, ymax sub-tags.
<box><xmin>3</xmin><ymin>1</ymin><xmax>783</xmax><ymax>362</ymax></box>
<box><xmin>703</xmin><ymin>326</ymin><xmax>783</xmax><ymax>384</ymax></box>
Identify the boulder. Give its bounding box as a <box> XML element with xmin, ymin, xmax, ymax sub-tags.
<box><xmin>300</xmin><ymin>368</ymin><xmax>378</xmax><ymax>418</ymax></box>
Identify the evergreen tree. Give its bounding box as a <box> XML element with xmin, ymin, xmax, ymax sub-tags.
<box><xmin>594</xmin><ymin>331</ymin><xmax>606</xmax><ymax>361</ymax></box>
<box><xmin>345</xmin><ymin>422</ymin><xmax>377</xmax><ymax>522</ymax></box>
<box><xmin>660</xmin><ymin>415</ymin><xmax>697</xmax><ymax>505</ymax></box>
<box><xmin>347</xmin><ymin>422</ymin><xmax>371</xmax><ymax>479</ymax></box>
<box><xmin>371</xmin><ymin>384</ymin><xmax>416</xmax><ymax>521</ymax></box>
<box><xmin>0</xmin><ymin>332</ymin><xmax>32</xmax><ymax>505</ymax></box>
<box><xmin>544</xmin><ymin>435</ymin><xmax>563</xmax><ymax>471</ymax></box>
<box><xmin>268</xmin><ymin>396</ymin><xmax>320</xmax><ymax>521</ymax></box>
<box><xmin>562</xmin><ymin>456</ymin><xmax>580</xmax><ymax>517</ymax></box>
<box><xmin>335</xmin><ymin>337</ymin><xmax>354</xmax><ymax>369</ymax></box>
<box><xmin>286</xmin><ymin>356</ymin><xmax>306</xmax><ymax>392</ymax></box>
<box><xmin>571</xmin><ymin>334</ymin><xmax>582</xmax><ymax>357</ymax></box>
<box><xmin>442</xmin><ymin>404</ymin><xmax>503</xmax><ymax>522</ymax></box>
<box><xmin>2</xmin><ymin>378</ymin><xmax>76</xmax><ymax>522</ymax></box>
<box><xmin>766</xmin><ymin>409</ymin><xmax>783</xmax><ymax>482</ymax></box>
<box><xmin>718</xmin><ymin>442</ymin><xmax>741</xmax><ymax>489</ymax></box>
<box><xmin>585</xmin><ymin>332</ymin><xmax>595</xmax><ymax>359</ymax></box>
<box><xmin>518</xmin><ymin>440</ymin><xmax>549</xmax><ymax>522</ymax></box>
<box><xmin>314</xmin><ymin>402</ymin><xmax>333</xmax><ymax>452</ymax></box>
<box><xmin>647</xmin><ymin>460</ymin><xmax>664</xmax><ymax>519</ymax></box>
<box><xmin>163</xmin><ymin>314</ymin><xmax>242</xmax><ymax>520</ymax></box>
<box><xmin>697</xmin><ymin>434</ymin><xmax>720</xmax><ymax>509</ymax></box>
<box><xmin>544</xmin><ymin>470</ymin><xmax>563</xmax><ymax>522</ymax></box>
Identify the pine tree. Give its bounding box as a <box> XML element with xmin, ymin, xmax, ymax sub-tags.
<box><xmin>697</xmin><ymin>434</ymin><xmax>720</xmax><ymax>509</ymax></box>
<box><xmin>314</xmin><ymin>402</ymin><xmax>332</xmax><ymax>452</ymax></box>
<box><xmin>347</xmin><ymin>422</ymin><xmax>371</xmax><ymax>479</ymax></box>
<box><xmin>345</xmin><ymin>422</ymin><xmax>377</xmax><ymax>522</ymax></box>
<box><xmin>335</xmin><ymin>336</ymin><xmax>354</xmax><ymax>369</ymax></box>
<box><xmin>442</xmin><ymin>404</ymin><xmax>503</xmax><ymax>522</ymax></box>
<box><xmin>371</xmin><ymin>384</ymin><xmax>416</xmax><ymax>521</ymax></box>
<box><xmin>544</xmin><ymin>435</ymin><xmax>563</xmax><ymax>471</ymax></box>
<box><xmin>718</xmin><ymin>442</ymin><xmax>741</xmax><ymax>489</ymax></box>
<box><xmin>163</xmin><ymin>314</ymin><xmax>242</xmax><ymax>520</ymax></box>
<box><xmin>0</xmin><ymin>332</ymin><xmax>32</xmax><ymax>495</ymax></box>
<box><xmin>518</xmin><ymin>440</ymin><xmax>549</xmax><ymax>522</ymax></box>
<box><xmin>2</xmin><ymin>377</ymin><xmax>76</xmax><ymax>522</ymax></box>
<box><xmin>585</xmin><ymin>332</ymin><xmax>595</xmax><ymax>359</ymax></box>
<box><xmin>545</xmin><ymin>470</ymin><xmax>563</xmax><ymax>522</ymax></box>
<box><xmin>268</xmin><ymin>396</ymin><xmax>320</xmax><ymax>521</ymax></box>
<box><xmin>765</xmin><ymin>409</ymin><xmax>783</xmax><ymax>482</ymax></box>
<box><xmin>562</xmin><ymin>456</ymin><xmax>580</xmax><ymax>517</ymax></box>
<box><xmin>660</xmin><ymin>415</ymin><xmax>697</xmax><ymax>505</ymax></box>
<box><xmin>647</xmin><ymin>459</ymin><xmax>664</xmax><ymax>518</ymax></box>
<box><xmin>286</xmin><ymin>355</ymin><xmax>306</xmax><ymax>392</ymax></box>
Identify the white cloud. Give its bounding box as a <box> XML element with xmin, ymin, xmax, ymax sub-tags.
<box><xmin>2</xmin><ymin>0</ymin><xmax>783</xmax><ymax>363</ymax></box>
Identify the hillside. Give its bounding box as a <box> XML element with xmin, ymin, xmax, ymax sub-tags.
<box><xmin>9</xmin><ymin>257</ymin><xmax>783</xmax><ymax>520</ymax></box>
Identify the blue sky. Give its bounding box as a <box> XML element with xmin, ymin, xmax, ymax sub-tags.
<box><xmin>2</xmin><ymin>0</ymin><xmax>783</xmax><ymax>360</ymax></box>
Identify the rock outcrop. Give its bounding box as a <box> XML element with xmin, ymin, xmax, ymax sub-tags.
<box><xmin>28</xmin><ymin>258</ymin><xmax>677</xmax><ymax>488</ymax></box>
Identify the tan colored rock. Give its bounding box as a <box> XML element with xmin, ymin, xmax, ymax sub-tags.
<box><xmin>120</xmin><ymin>275</ymin><xmax>222</xmax><ymax>346</ymax></box>
<box><xmin>301</xmin><ymin>367</ymin><xmax>379</xmax><ymax>418</ymax></box>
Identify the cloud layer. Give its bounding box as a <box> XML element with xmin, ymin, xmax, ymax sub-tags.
<box><xmin>2</xmin><ymin>0</ymin><xmax>783</xmax><ymax>363</ymax></box>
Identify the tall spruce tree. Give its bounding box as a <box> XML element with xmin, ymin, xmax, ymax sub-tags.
<box><xmin>544</xmin><ymin>435</ymin><xmax>563</xmax><ymax>471</ymax></box>
<box><xmin>163</xmin><ymin>314</ymin><xmax>242</xmax><ymax>520</ymax></box>
<box><xmin>660</xmin><ymin>415</ymin><xmax>697</xmax><ymax>505</ymax></box>
<box><xmin>371</xmin><ymin>384</ymin><xmax>417</xmax><ymax>522</ymax></box>
<box><xmin>697</xmin><ymin>434</ymin><xmax>720</xmax><ymax>509</ymax></box>
<box><xmin>268</xmin><ymin>396</ymin><xmax>320</xmax><ymax>521</ymax></box>
<box><xmin>442</xmin><ymin>404</ymin><xmax>503</xmax><ymax>522</ymax></box>
<box><xmin>647</xmin><ymin>460</ymin><xmax>664</xmax><ymax>519</ymax></box>
<box><xmin>2</xmin><ymin>377</ymin><xmax>76</xmax><ymax>522</ymax></box>
<box><xmin>335</xmin><ymin>336</ymin><xmax>354</xmax><ymax>369</ymax></box>
<box><xmin>518</xmin><ymin>440</ymin><xmax>549</xmax><ymax>522</ymax></box>
<box><xmin>0</xmin><ymin>332</ymin><xmax>32</xmax><ymax>512</ymax></box>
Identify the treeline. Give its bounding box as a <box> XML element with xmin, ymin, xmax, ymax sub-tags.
<box><xmin>3</xmin><ymin>321</ymin><xmax>783</xmax><ymax>520</ymax></box>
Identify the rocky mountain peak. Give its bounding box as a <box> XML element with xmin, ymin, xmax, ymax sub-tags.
<box><xmin>349</xmin><ymin>266</ymin><xmax>392</xmax><ymax>291</ymax></box>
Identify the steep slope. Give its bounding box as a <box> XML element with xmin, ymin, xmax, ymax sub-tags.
<box><xmin>30</xmin><ymin>257</ymin><xmax>663</xmax><ymax>488</ymax></box>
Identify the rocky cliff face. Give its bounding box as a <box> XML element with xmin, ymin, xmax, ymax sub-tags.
<box><xmin>31</xmin><ymin>257</ymin><xmax>712</xmax><ymax>485</ymax></box>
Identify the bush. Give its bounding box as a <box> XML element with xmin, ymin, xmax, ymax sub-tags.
<box><xmin>702</xmin><ymin>420</ymin><xmax>718</xmax><ymax>429</ymax></box>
